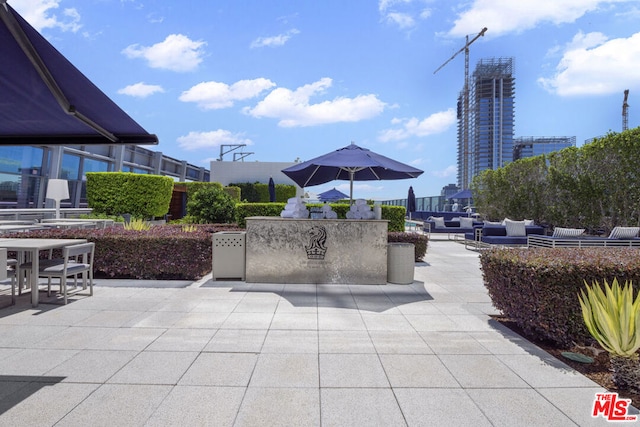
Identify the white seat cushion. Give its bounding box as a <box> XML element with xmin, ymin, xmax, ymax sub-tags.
<box><xmin>429</xmin><ymin>216</ymin><xmax>445</xmax><ymax>229</ymax></box>
<box><xmin>504</xmin><ymin>219</ymin><xmax>526</xmax><ymax>237</ymax></box>
<box><xmin>608</xmin><ymin>226</ymin><xmax>640</xmax><ymax>239</ymax></box>
<box><xmin>459</xmin><ymin>217</ymin><xmax>474</xmax><ymax>228</ymax></box>
<box><xmin>552</xmin><ymin>227</ymin><xmax>585</xmax><ymax>238</ymax></box>
<box><xmin>42</xmin><ymin>263</ymin><xmax>90</xmax><ymax>274</ymax></box>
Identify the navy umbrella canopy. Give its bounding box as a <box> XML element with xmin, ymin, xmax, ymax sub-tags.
<box><xmin>282</xmin><ymin>142</ymin><xmax>423</xmax><ymax>202</ymax></box>
<box><xmin>448</xmin><ymin>189</ymin><xmax>472</xmax><ymax>200</ymax></box>
<box><xmin>318</xmin><ymin>188</ymin><xmax>348</xmax><ymax>202</ymax></box>
<box><xmin>0</xmin><ymin>1</ymin><xmax>157</xmax><ymax>145</ymax></box>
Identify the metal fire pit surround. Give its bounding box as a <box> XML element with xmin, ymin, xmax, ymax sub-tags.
<box><xmin>245</xmin><ymin>217</ymin><xmax>388</xmax><ymax>284</ymax></box>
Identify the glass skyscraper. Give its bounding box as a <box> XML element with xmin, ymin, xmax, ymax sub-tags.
<box><xmin>458</xmin><ymin>57</ymin><xmax>515</xmax><ymax>189</ymax></box>
<box><xmin>513</xmin><ymin>136</ymin><xmax>576</xmax><ymax>160</ymax></box>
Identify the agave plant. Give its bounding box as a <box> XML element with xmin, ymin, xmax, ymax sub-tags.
<box><xmin>181</xmin><ymin>224</ymin><xmax>197</xmax><ymax>233</ymax></box>
<box><xmin>123</xmin><ymin>217</ymin><xmax>151</xmax><ymax>231</ymax></box>
<box><xmin>578</xmin><ymin>278</ymin><xmax>640</xmax><ymax>391</ymax></box>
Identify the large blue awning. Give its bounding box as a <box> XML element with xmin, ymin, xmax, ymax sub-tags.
<box><xmin>0</xmin><ymin>1</ymin><xmax>157</xmax><ymax>145</ymax></box>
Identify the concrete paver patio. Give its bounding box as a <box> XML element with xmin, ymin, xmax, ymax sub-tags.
<box><xmin>0</xmin><ymin>239</ymin><xmax>636</xmax><ymax>426</ymax></box>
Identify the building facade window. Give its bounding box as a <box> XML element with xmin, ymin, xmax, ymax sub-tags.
<box><xmin>0</xmin><ymin>145</ymin><xmax>209</xmax><ymax>209</ymax></box>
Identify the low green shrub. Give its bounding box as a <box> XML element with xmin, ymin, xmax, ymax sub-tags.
<box><xmin>387</xmin><ymin>232</ymin><xmax>429</xmax><ymax>261</ymax></box>
<box><xmin>480</xmin><ymin>248</ymin><xmax>640</xmax><ymax>346</ymax></box>
<box><xmin>187</xmin><ymin>186</ymin><xmax>237</xmax><ymax>223</ymax></box>
<box><xmin>236</xmin><ymin>203</ymin><xmax>285</xmax><ymax>226</ymax></box>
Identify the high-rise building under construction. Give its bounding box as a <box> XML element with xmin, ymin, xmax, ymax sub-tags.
<box><xmin>457</xmin><ymin>57</ymin><xmax>515</xmax><ymax>189</ymax></box>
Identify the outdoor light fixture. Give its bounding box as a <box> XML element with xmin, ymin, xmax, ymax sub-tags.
<box><xmin>46</xmin><ymin>178</ymin><xmax>69</xmax><ymax>219</ymax></box>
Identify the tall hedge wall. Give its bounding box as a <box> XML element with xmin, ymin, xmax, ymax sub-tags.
<box><xmin>86</xmin><ymin>172</ymin><xmax>174</xmax><ymax>218</ymax></box>
<box><xmin>471</xmin><ymin>126</ymin><xmax>640</xmax><ymax>233</ymax></box>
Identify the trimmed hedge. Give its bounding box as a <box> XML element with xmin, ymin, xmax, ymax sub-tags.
<box><xmin>387</xmin><ymin>232</ymin><xmax>428</xmax><ymax>261</ymax></box>
<box><xmin>480</xmin><ymin>247</ymin><xmax>640</xmax><ymax>347</ymax></box>
<box><xmin>8</xmin><ymin>225</ymin><xmax>241</xmax><ymax>280</ymax></box>
<box><xmin>230</xmin><ymin>182</ymin><xmax>296</xmax><ymax>202</ymax></box>
<box><xmin>86</xmin><ymin>172</ymin><xmax>174</xmax><ymax>218</ymax></box>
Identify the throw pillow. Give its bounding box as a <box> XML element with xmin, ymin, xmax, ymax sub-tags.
<box><xmin>429</xmin><ymin>216</ymin><xmax>445</xmax><ymax>229</ymax></box>
<box><xmin>608</xmin><ymin>226</ymin><xmax>640</xmax><ymax>239</ymax></box>
<box><xmin>459</xmin><ymin>217</ymin><xmax>474</xmax><ymax>228</ymax></box>
<box><xmin>524</xmin><ymin>219</ymin><xmax>535</xmax><ymax>226</ymax></box>
<box><xmin>504</xmin><ymin>219</ymin><xmax>526</xmax><ymax>237</ymax></box>
<box><xmin>552</xmin><ymin>227</ymin><xmax>585</xmax><ymax>238</ymax></box>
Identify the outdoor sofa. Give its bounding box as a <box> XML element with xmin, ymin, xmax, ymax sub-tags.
<box><xmin>527</xmin><ymin>226</ymin><xmax>640</xmax><ymax>248</ymax></box>
<box><xmin>410</xmin><ymin>211</ymin><xmax>471</xmax><ymax>221</ymax></box>
<box><xmin>464</xmin><ymin>221</ymin><xmax>545</xmax><ymax>249</ymax></box>
<box><xmin>422</xmin><ymin>216</ymin><xmax>483</xmax><ymax>239</ymax></box>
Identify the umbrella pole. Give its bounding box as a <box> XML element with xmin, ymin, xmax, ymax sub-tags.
<box><xmin>349</xmin><ymin>172</ymin><xmax>354</xmax><ymax>205</ymax></box>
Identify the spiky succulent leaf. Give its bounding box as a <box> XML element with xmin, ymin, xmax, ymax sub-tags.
<box><xmin>578</xmin><ymin>278</ymin><xmax>640</xmax><ymax>358</ymax></box>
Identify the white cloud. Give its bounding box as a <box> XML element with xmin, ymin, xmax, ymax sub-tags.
<box><xmin>379</xmin><ymin>0</ymin><xmax>413</xmax><ymax>13</ymax></box>
<box><xmin>378</xmin><ymin>0</ymin><xmax>430</xmax><ymax>30</ymax></box>
<box><xmin>147</xmin><ymin>12</ymin><xmax>164</xmax><ymax>24</ymax></box>
<box><xmin>378</xmin><ymin>108</ymin><xmax>456</xmax><ymax>142</ymax></box>
<box><xmin>177</xmin><ymin>130</ymin><xmax>252</xmax><ymax>151</ymax></box>
<box><xmin>447</xmin><ymin>0</ymin><xmax>622</xmax><ymax>38</ymax></box>
<box><xmin>12</xmin><ymin>0</ymin><xmax>81</xmax><ymax>32</ymax></box>
<box><xmin>432</xmin><ymin>165</ymin><xmax>457</xmax><ymax>178</ymax></box>
<box><xmin>244</xmin><ymin>78</ymin><xmax>386</xmax><ymax>127</ymax></box>
<box><xmin>117</xmin><ymin>82</ymin><xmax>165</xmax><ymax>98</ymax></box>
<box><xmin>538</xmin><ymin>31</ymin><xmax>640</xmax><ymax>96</ymax></box>
<box><xmin>250</xmin><ymin>29</ymin><xmax>300</xmax><ymax>48</ymax></box>
<box><xmin>179</xmin><ymin>78</ymin><xmax>276</xmax><ymax>110</ymax></box>
<box><xmin>122</xmin><ymin>34</ymin><xmax>206</xmax><ymax>72</ymax></box>
<box><xmin>384</xmin><ymin>12</ymin><xmax>415</xmax><ymax>29</ymax></box>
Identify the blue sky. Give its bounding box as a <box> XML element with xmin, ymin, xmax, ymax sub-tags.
<box><xmin>10</xmin><ymin>0</ymin><xmax>640</xmax><ymax>200</ymax></box>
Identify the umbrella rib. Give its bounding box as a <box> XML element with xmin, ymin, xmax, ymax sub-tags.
<box><xmin>303</xmin><ymin>165</ymin><xmax>322</xmax><ymax>187</ymax></box>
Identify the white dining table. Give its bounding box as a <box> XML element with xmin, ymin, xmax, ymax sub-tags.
<box><xmin>0</xmin><ymin>224</ymin><xmax>47</xmax><ymax>233</ymax></box>
<box><xmin>0</xmin><ymin>238</ymin><xmax>87</xmax><ymax>307</ymax></box>
<box><xmin>39</xmin><ymin>221</ymin><xmax>97</xmax><ymax>229</ymax></box>
<box><xmin>40</xmin><ymin>218</ymin><xmax>113</xmax><ymax>228</ymax></box>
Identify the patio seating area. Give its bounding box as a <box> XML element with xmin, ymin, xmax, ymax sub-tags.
<box><xmin>0</xmin><ymin>239</ymin><xmax>623</xmax><ymax>426</ymax></box>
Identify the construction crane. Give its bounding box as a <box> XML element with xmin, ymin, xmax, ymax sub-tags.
<box><xmin>434</xmin><ymin>27</ymin><xmax>487</xmax><ymax>190</ymax></box>
<box><xmin>623</xmin><ymin>89</ymin><xmax>629</xmax><ymax>131</ymax></box>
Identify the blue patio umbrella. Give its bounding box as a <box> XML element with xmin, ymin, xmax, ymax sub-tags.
<box><xmin>448</xmin><ymin>189</ymin><xmax>472</xmax><ymax>200</ymax></box>
<box><xmin>318</xmin><ymin>188</ymin><xmax>349</xmax><ymax>202</ymax></box>
<box><xmin>282</xmin><ymin>142</ymin><xmax>423</xmax><ymax>203</ymax></box>
<box><xmin>268</xmin><ymin>177</ymin><xmax>276</xmax><ymax>202</ymax></box>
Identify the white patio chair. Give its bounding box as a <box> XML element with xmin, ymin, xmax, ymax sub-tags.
<box><xmin>0</xmin><ymin>249</ymin><xmax>16</xmax><ymax>305</ymax></box>
<box><xmin>15</xmin><ymin>249</ymin><xmax>63</xmax><ymax>296</ymax></box>
<box><xmin>38</xmin><ymin>242</ymin><xmax>95</xmax><ymax>305</ymax></box>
